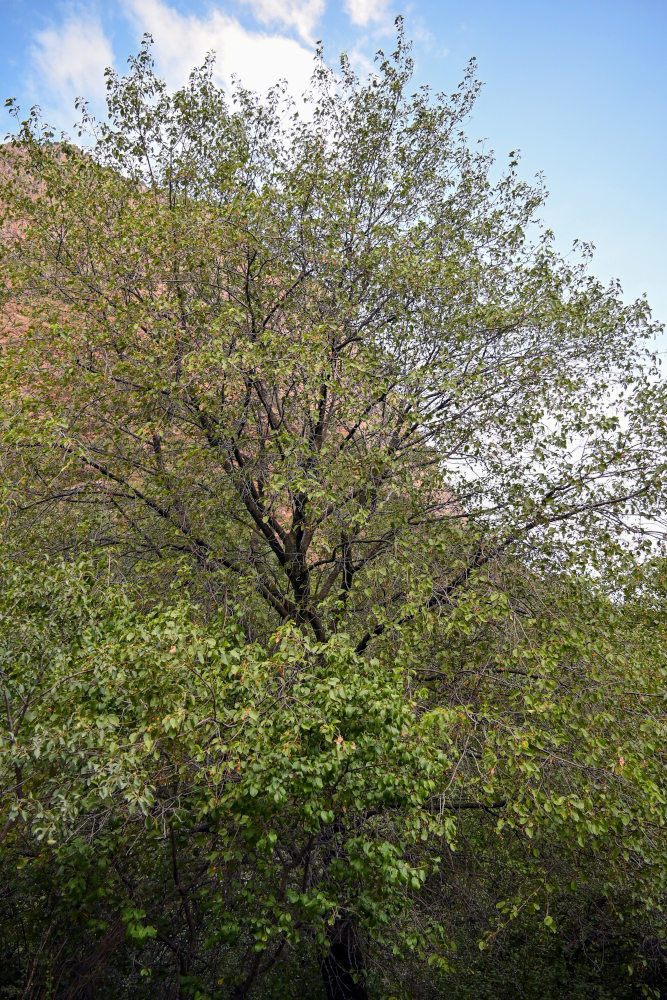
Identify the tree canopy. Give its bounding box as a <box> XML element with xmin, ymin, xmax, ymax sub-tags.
<box><xmin>0</xmin><ymin>27</ymin><xmax>665</xmax><ymax>1000</ymax></box>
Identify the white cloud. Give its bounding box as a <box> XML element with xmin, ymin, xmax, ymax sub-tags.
<box><xmin>344</xmin><ymin>0</ymin><xmax>392</xmax><ymax>28</ymax></box>
<box><xmin>29</xmin><ymin>9</ymin><xmax>114</xmax><ymax>124</ymax></box>
<box><xmin>238</xmin><ymin>0</ymin><xmax>325</xmax><ymax>45</ymax></box>
<box><xmin>346</xmin><ymin>44</ymin><xmax>376</xmax><ymax>76</ymax></box>
<box><xmin>123</xmin><ymin>0</ymin><xmax>316</xmax><ymax>98</ymax></box>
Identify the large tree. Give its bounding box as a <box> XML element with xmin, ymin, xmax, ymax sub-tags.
<box><xmin>1</xmin><ymin>26</ymin><xmax>666</xmax><ymax>1000</ymax></box>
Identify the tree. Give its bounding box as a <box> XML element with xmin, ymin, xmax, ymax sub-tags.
<box><xmin>2</xmin><ymin>557</ymin><xmax>665</xmax><ymax>998</ymax></box>
<box><xmin>0</xmin><ymin>558</ymin><xmax>457</xmax><ymax>998</ymax></box>
<box><xmin>1</xmin><ymin>25</ymin><xmax>665</xmax><ymax>1000</ymax></box>
<box><xmin>2</xmin><ymin>560</ymin><xmax>665</xmax><ymax>998</ymax></box>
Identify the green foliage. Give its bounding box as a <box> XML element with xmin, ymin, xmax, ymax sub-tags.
<box><xmin>0</xmin><ymin>23</ymin><xmax>665</xmax><ymax>1000</ymax></box>
<box><xmin>0</xmin><ymin>559</ymin><xmax>451</xmax><ymax>994</ymax></box>
<box><xmin>1</xmin><ymin>558</ymin><xmax>664</xmax><ymax>996</ymax></box>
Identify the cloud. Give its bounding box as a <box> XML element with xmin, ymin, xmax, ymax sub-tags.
<box><xmin>238</xmin><ymin>0</ymin><xmax>325</xmax><ymax>45</ymax></box>
<box><xmin>346</xmin><ymin>44</ymin><xmax>376</xmax><ymax>77</ymax></box>
<box><xmin>123</xmin><ymin>0</ymin><xmax>316</xmax><ymax>98</ymax></box>
<box><xmin>343</xmin><ymin>0</ymin><xmax>392</xmax><ymax>28</ymax></box>
<box><xmin>29</xmin><ymin>8</ymin><xmax>115</xmax><ymax>124</ymax></box>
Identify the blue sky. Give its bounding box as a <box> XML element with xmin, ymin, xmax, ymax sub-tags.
<box><xmin>1</xmin><ymin>0</ymin><xmax>665</xmax><ymax>349</ymax></box>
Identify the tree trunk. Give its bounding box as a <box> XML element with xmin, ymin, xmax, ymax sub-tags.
<box><xmin>319</xmin><ymin>917</ymin><xmax>368</xmax><ymax>1000</ymax></box>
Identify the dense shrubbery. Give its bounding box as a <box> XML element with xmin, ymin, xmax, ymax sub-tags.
<box><xmin>0</xmin><ymin>558</ymin><xmax>664</xmax><ymax>997</ymax></box>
